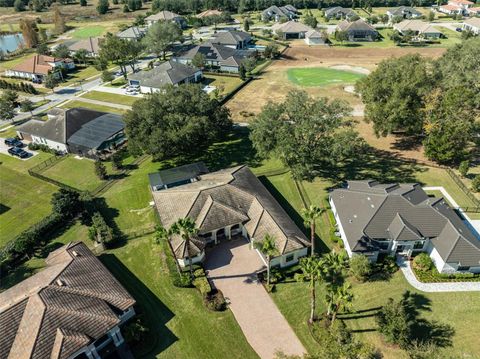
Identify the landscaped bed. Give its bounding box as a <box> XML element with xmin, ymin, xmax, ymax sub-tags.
<box><xmin>287</xmin><ymin>67</ymin><xmax>366</xmax><ymax>87</ymax></box>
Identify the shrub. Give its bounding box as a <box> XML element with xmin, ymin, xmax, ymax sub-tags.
<box><xmin>376</xmin><ymin>297</ymin><xmax>412</xmax><ymax>348</ymax></box>
<box><xmin>160</xmin><ymin>238</ymin><xmax>192</xmax><ymax>287</ymax></box>
<box><xmin>51</xmin><ymin>188</ymin><xmax>81</xmax><ymax>219</ymax></box>
<box><xmin>204</xmin><ymin>289</ymin><xmax>227</xmax><ymax>311</ymax></box>
<box><xmin>472</xmin><ymin>175</ymin><xmax>480</xmax><ymax>193</ymax></box>
<box><xmin>124</xmin><ymin>316</ymin><xmax>149</xmax><ymax>344</ymax></box>
<box><xmin>459</xmin><ymin>160</ymin><xmax>469</xmax><ymax>177</ymax></box>
<box><xmin>193</xmin><ymin>275</ymin><xmax>212</xmax><ymax>297</ymax></box>
<box><xmin>412</xmin><ymin>253</ymin><xmax>433</xmax><ymax>272</ymax></box>
<box><xmin>349</xmin><ymin>254</ymin><xmax>371</xmax><ymax>281</ymax></box>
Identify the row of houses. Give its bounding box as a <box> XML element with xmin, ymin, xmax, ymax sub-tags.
<box><xmin>438</xmin><ymin>0</ymin><xmax>480</xmax><ymax>16</ymax></box>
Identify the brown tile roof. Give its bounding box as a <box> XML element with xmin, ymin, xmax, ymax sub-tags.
<box><xmin>196</xmin><ymin>9</ymin><xmax>223</xmax><ymax>18</ymax></box>
<box><xmin>11</xmin><ymin>55</ymin><xmax>71</xmax><ymax>75</ymax></box>
<box><xmin>68</xmin><ymin>37</ymin><xmax>102</xmax><ymax>54</ymax></box>
<box><xmin>152</xmin><ymin>165</ymin><xmax>310</xmax><ymax>258</ymax></box>
<box><xmin>0</xmin><ymin>242</ymin><xmax>135</xmax><ymax>359</ymax></box>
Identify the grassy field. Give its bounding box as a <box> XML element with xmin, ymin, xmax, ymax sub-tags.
<box><xmin>0</xmin><ymin>152</ymin><xmax>57</xmax><ymax>246</ymax></box>
<box><xmin>287</xmin><ymin>67</ymin><xmax>365</xmax><ymax>87</ymax></box>
<box><xmin>60</xmin><ymin>99</ymin><xmax>126</xmax><ymax>114</ymax></box>
<box><xmin>70</xmin><ymin>25</ymin><xmax>107</xmax><ymax>39</ymax></box>
<box><xmin>203</xmin><ymin>75</ymin><xmax>244</xmax><ymax>97</ymax></box>
<box><xmin>80</xmin><ymin>90</ymin><xmax>139</xmax><ymax>106</ymax></box>
<box><xmin>62</xmin><ymin>66</ymin><xmax>101</xmax><ymax>87</ymax></box>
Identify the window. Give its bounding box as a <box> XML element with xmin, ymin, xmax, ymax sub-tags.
<box><xmin>285</xmin><ymin>254</ymin><xmax>294</xmax><ymax>262</ymax></box>
<box><xmin>413</xmin><ymin>241</ymin><xmax>424</xmax><ymax>250</ymax></box>
<box><xmin>457</xmin><ymin>266</ymin><xmax>470</xmax><ymax>271</ymax></box>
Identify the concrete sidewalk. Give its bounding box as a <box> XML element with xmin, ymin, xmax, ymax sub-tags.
<box><xmin>205</xmin><ymin>238</ymin><xmax>306</xmax><ymax>359</ymax></box>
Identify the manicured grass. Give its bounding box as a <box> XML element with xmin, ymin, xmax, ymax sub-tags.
<box><xmin>0</xmin><ymin>152</ymin><xmax>57</xmax><ymax>246</ymax></box>
<box><xmin>271</xmin><ymin>271</ymin><xmax>480</xmax><ymax>359</ymax></box>
<box><xmin>80</xmin><ymin>90</ymin><xmax>139</xmax><ymax>106</ymax></box>
<box><xmin>203</xmin><ymin>75</ymin><xmax>244</xmax><ymax>96</ymax></box>
<box><xmin>71</xmin><ymin>25</ymin><xmax>107</xmax><ymax>39</ymax></box>
<box><xmin>60</xmin><ymin>100</ymin><xmax>126</xmax><ymax>114</ymax></box>
<box><xmin>62</xmin><ymin>66</ymin><xmax>101</xmax><ymax>87</ymax></box>
<box><xmin>287</xmin><ymin>67</ymin><xmax>365</xmax><ymax>87</ymax></box>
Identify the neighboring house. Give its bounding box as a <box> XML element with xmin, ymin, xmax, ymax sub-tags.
<box><xmin>394</xmin><ymin>20</ymin><xmax>443</xmax><ymax>38</ymax></box>
<box><xmin>174</xmin><ymin>42</ymin><xmax>249</xmax><ymax>73</ymax></box>
<box><xmin>210</xmin><ymin>30</ymin><xmax>252</xmax><ymax>49</ymax></box>
<box><xmin>148</xmin><ymin>162</ymin><xmax>209</xmax><ymax>191</ymax></box>
<box><xmin>117</xmin><ymin>26</ymin><xmax>146</xmax><ymax>41</ymax></box>
<box><xmin>439</xmin><ymin>0</ymin><xmax>474</xmax><ymax>15</ymax></box>
<box><xmin>324</xmin><ymin>7</ymin><xmax>357</xmax><ymax>20</ymax></box>
<box><xmin>67</xmin><ymin>37</ymin><xmax>101</xmax><ymax>57</ymax></box>
<box><xmin>467</xmin><ymin>6</ymin><xmax>480</xmax><ymax>15</ymax></box>
<box><xmin>196</xmin><ymin>9</ymin><xmax>223</xmax><ymax>18</ymax></box>
<box><xmin>463</xmin><ymin>17</ymin><xmax>480</xmax><ymax>34</ymax></box>
<box><xmin>0</xmin><ymin>242</ymin><xmax>136</xmax><ymax>359</ymax></box>
<box><xmin>271</xmin><ymin>21</ymin><xmax>313</xmax><ymax>39</ymax></box>
<box><xmin>329</xmin><ymin>180</ymin><xmax>480</xmax><ymax>274</ymax></box>
<box><xmin>151</xmin><ymin>164</ymin><xmax>310</xmax><ymax>268</ymax></box>
<box><xmin>5</xmin><ymin>55</ymin><xmax>75</xmax><ymax>82</ymax></box>
<box><xmin>262</xmin><ymin>4</ymin><xmax>298</xmax><ymax>22</ymax></box>
<box><xmin>304</xmin><ymin>29</ymin><xmax>329</xmax><ymax>45</ymax></box>
<box><xmin>386</xmin><ymin>6</ymin><xmax>423</xmax><ymax>21</ymax></box>
<box><xmin>336</xmin><ymin>19</ymin><xmax>378</xmax><ymax>41</ymax></box>
<box><xmin>145</xmin><ymin>10</ymin><xmax>187</xmax><ymax>28</ymax></box>
<box><xmin>128</xmin><ymin>60</ymin><xmax>202</xmax><ymax>93</ymax></box>
<box><xmin>17</xmin><ymin>107</ymin><xmax>126</xmax><ymax>158</ymax></box>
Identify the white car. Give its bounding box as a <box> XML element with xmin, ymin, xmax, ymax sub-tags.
<box><xmin>125</xmin><ymin>88</ymin><xmax>138</xmax><ymax>95</ymax></box>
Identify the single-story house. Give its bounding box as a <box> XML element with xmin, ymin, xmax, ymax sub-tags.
<box><xmin>128</xmin><ymin>60</ymin><xmax>202</xmax><ymax>93</ymax></box>
<box><xmin>174</xmin><ymin>43</ymin><xmax>249</xmax><ymax>73</ymax></box>
<box><xmin>151</xmin><ymin>164</ymin><xmax>310</xmax><ymax>268</ymax></box>
<box><xmin>0</xmin><ymin>242</ymin><xmax>136</xmax><ymax>359</ymax></box>
<box><xmin>67</xmin><ymin>37</ymin><xmax>102</xmax><ymax>57</ymax></box>
<box><xmin>439</xmin><ymin>0</ymin><xmax>474</xmax><ymax>15</ymax></box>
<box><xmin>210</xmin><ymin>30</ymin><xmax>252</xmax><ymax>49</ymax></box>
<box><xmin>145</xmin><ymin>10</ymin><xmax>187</xmax><ymax>28</ymax></box>
<box><xmin>329</xmin><ymin>180</ymin><xmax>480</xmax><ymax>274</ymax></box>
<box><xmin>336</xmin><ymin>19</ymin><xmax>378</xmax><ymax>41</ymax></box>
<box><xmin>17</xmin><ymin>107</ymin><xmax>126</xmax><ymax>158</ymax></box>
<box><xmin>5</xmin><ymin>55</ymin><xmax>75</xmax><ymax>82</ymax></box>
<box><xmin>467</xmin><ymin>7</ymin><xmax>480</xmax><ymax>15</ymax></box>
<box><xmin>386</xmin><ymin>6</ymin><xmax>423</xmax><ymax>21</ymax></box>
<box><xmin>196</xmin><ymin>9</ymin><xmax>223</xmax><ymax>18</ymax></box>
<box><xmin>117</xmin><ymin>26</ymin><xmax>147</xmax><ymax>41</ymax></box>
<box><xmin>271</xmin><ymin>21</ymin><xmax>313</xmax><ymax>39</ymax></box>
<box><xmin>463</xmin><ymin>17</ymin><xmax>480</xmax><ymax>34</ymax></box>
<box><xmin>394</xmin><ymin>20</ymin><xmax>443</xmax><ymax>38</ymax></box>
<box><xmin>262</xmin><ymin>4</ymin><xmax>298</xmax><ymax>22</ymax></box>
<box><xmin>324</xmin><ymin>7</ymin><xmax>357</xmax><ymax>20</ymax></box>
<box><xmin>304</xmin><ymin>29</ymin><xmax>329</xmax><ymax>45</ymax></box>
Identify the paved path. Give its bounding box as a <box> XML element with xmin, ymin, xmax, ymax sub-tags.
<box><xmin>205</xmin><ymin>238</ymin><xmax>306</xmax><ymax>359</ymax></box>
<box><xmin>396</xmin><ymin>256</ymin><xmax>480</xmax><ymax>292</ymax></box>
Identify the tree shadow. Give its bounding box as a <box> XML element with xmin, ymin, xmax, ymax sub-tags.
<box><xmin>99</xmin><ymin>253</ymin><xmax>178</xmax><ymax>357</ymax></box>
<box><xmin>391</xmin><ymin>134</ymin><xmax>423</xmax><ymax>152</ymax></box>
<box><xmin>91</xmin><ymin>197</ymin><xmax>126</xmax><ymax>248</ymax></box>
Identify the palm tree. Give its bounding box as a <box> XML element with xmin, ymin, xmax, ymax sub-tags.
<box><xmin>301</xmin><ymin>205</ymin><xmax>324</xmax><ymax>257</ymax></box>
<box><xmin>326</xmin><ymin>282</ymin><xmax>354</xmax><ymax>326</ymax></box>
<box><xmin>296</xmin><ymin>256</ymin><xmax>323</xmax><ymax>323</ymax></box>
<box><xmin>321</xmin><ymin>251</ymin><xmax>348</xmax><ymax>286</ymax></box>
<box><xmin>170</xmin><ymin>217</ymin><xmax>199</xmax><ymax>279</ymax></box>
<box><xmin>253</xmin><ymin>234</ymin><xmax>279</xmax><ymax>285</ymax></box>
<box><xmin>154</xmin><ymin>224</ymin><xmax>181</xmax><ymax>274</ymax></box>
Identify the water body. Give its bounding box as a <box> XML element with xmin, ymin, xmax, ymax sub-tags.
<box><xmin>0</xmin><ymin>33</ymin><xmax>24</xmax><ymax>53</ymax></box>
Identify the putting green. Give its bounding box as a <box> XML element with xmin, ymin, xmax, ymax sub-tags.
<box><xmin>287</xmin><ymin>67</ymin><xmax>365</xmax><ymax>87</ymax></box>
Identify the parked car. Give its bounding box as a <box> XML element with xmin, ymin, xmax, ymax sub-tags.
<box><xmin>4</xmin><ymin>138</ymin><xmax>23</xmax><ymax>147</ymax></box>
<box><xmin>125</xmin><ymin>88</ymin><xmax>138</xmax><ymax>95</ymax></box>
<box><xmin>455</xmin><ymin>27</ymin><xmax>462</xmax><ymax>32</ymax></box>
<box><xmin>115</xmin><ymin>71</ymin><xmax>124</xmax><ymax>76</ymax></box>
<box><xmin>8</xmin><ymin>147</ymin><xmax>29</xmax><ymax>158</ymax></box>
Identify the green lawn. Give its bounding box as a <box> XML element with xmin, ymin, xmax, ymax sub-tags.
<box><xmin>71</xmin><ymin>25</ymin><xmax>107</xmax><ymax>39</ymax></box>
<box><xmin>62</xmin><ymin>66</ymin><xmax>101</xmax><ymax>87</ymax></box>
<box><xmin>60</xmin><ymin>100</ymin><xmax>126</xmax><ymax>114</ymax></box>
<box><xmin>287</xmin><ymin>67</ymin><xmax>365</xmax><ymax>87</ymax></box>
<box><xmin>203</xmin><ymin>75</ymin><xmax>244</xmax><ymax>97</ymax></box>
<box><xmin>80</xmin><ymin>90</ymin><xmax>139</xmax><ymax>106</ymax></box>
<box><xmin>0</xmin><ymin>152</ymin><xmax>57</xmax><ymax>246</ymax></box>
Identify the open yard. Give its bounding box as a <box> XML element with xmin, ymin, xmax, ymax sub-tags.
<box><xmin>60</xmin><ymin>99</ymin><xmax>126</xmax><ymax>114</ymax></box>
<box><xmin>80</xmin><ymin>90</ymin><xmax>139</xmax><ymax>107</ymax></box>
<box><xmin>202</xmin><ymin>74</ymin><xmax>244</xmax><ymax>97</ymax></box>
<box><xmin>70</xmin><ymin>25</ymin><xmax>107</xmax><ymax>39</ymax></box>
<box><xmin>287</xmin><ymin>67</ymin><xmax>365</xmax><ymax>87</ymax></box>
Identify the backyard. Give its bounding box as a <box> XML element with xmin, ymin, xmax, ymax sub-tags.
<box><xmin>287</xmin><ymin>67</ymin><xmax>365</xmax><ymax>87</ymax></box>
<box><xmin>80</xmin><ymin>90</ymin><xmax>139</xmax><ymax>107</ymax></box>
<box><xmin>60</xmin><ymin>99</ymin><xmax>127</xmax><ymax>114</ymax></box>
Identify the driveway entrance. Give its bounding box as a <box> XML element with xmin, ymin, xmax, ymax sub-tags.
<box><xmin>205</xmin><ymin>237</ymin><xmax>306</xmax><ymax>359</ymax></box>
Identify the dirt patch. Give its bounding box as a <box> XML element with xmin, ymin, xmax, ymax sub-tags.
<box><xmin>329</xmin><ymin>64</ymin><xmax>370</xmax><ymax>74</ymax></box>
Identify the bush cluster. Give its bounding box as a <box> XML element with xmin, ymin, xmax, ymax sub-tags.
<box><xmin>28</xmin><ymin>142</ymin><xmax>62</xmax><ymax>155</ymax></box>
<box><xmin>192</xmin><ymin>267</ymin><xmax>227</xmax><ymax>311</ymax></box>
<box><xmin>0</xmin><ymin>79</ymin><xmax>38</xmax><ymax>94</ymax></box>
<box><xmin>160</xmin><ymin>239</ymin><xmax>192</xmax><ymax>287</ymax></box>
<box><xmin>412</xmin><ymin>253</ymin><xmax>433</xmax><ymax>272</ymax></box>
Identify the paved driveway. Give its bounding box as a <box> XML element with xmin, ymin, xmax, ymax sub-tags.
<box><xmin>205</xmin><ymin>238</ymin><xmax>306</xmax><ymax>359</ymax></box>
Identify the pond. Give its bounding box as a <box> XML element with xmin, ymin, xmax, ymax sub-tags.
<box><xmin>0</xmin><ymin>33</ymin><xmax>24</xmax><ymax>53</ymax></box>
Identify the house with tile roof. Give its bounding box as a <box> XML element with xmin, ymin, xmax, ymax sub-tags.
<box><xmin>386</xmin><ymin>6</ymin><xmax>423</xmax><ymax>21</ymax></box>
<box><xmin>128</xmin><ymin>60</ymin><xmax>202</xmax><ymax>93</ymax></box>
<box><xmin>394</xmin><ymin>20</ymin><xmax>443</xmax><ymax>38</ymax></box>
<box><xmin>210</xmin><ymin>30</ymin><xmax>252</xmax><ymax>49</ymax></box>
<box><xmin>5</xmin><ymin>55</ymin><xmax>75</xmax><ymax>82</ymax></box>
<box><xmin>336</xmin><ymin>19</ymin><xmax>378</xmax><ymax>41</ymax></box>
<box><xmin>67</xmin><ymin>37</ymin><xmax>102</xmax><ymax>57</ymax></box>
<box><xmin>463</xmin><ymin>17</ymin><xmax>480</xmax><ymax>34</ymax></box>
<box><xmin>173</xmin><ymin>43</ymin><xmax>250</xmax><ymax>73</ymax></box>
<box><xmin>0</xmin><ymin>242</ymin><xmax>136</xmax><ymax>359</ymax></box>
<box><xmin>116</xmin><ymin>26</ymin><xmax>147</xmax><ymax>41</ymax></box>
<box><xmin>329</xmin><ymin>180</ymin><xmax>480</xmax><ymax>274</ymax></box>
<box><xmin>439</xmin><ymin>0</ymin><xmax>474</xmax><ymax>15</ymax></box>
<box><xmin>304</xmin><ymin>30</ymin><xmax>329</xmax><ymax>45</ymax></box>
<box><xmin>196</xmin><ymin>9</ymin><xmax>223</xmax><ymax>18</ymax></box>
<box><xmin>262</xmin><ymin>5</ymin><xmax>298</xmax><ymax>22</ymax></box>
<box><xmin>151</xmin><ymin>165</ymin><xmax>310</xmax><ymax>268</ymax></box>
<box><xmin>145</xmin><ymin>10</ymin><xmax>187</xmax><ymax>28</ymax></box>
<box><xmin>324</xmin><ymin>7</ymin><xmax>357</xmax><ymax>20</ymax></box>
<box><xmin>271</xmin><ymin>21</ymin><xmax>313</xmax><ymax>39</ymax></box>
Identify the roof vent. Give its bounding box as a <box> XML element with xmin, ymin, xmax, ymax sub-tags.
<box><xmin>72</xmin><ymin>250</ymin><xmax>80</xmax><ymax>257</ymax></box>
<box><xmin>56</xmin><ymin>279</ymin><xmax>66</xmax><ymax>286</ymax></box>
<box><xmin>367</xmin><ymin>197</ymin><xmax>371</xmax><ymax>201</ymax></box>
<box><xmin>353</xmin><ymin>214</ymin><xmax>357</xmax><ymax>218</ymax></box>
<box><xmin>349</xmin><ymin>219</ymin><xmax>353</xmax><ymax>223</ymax></box>
<box><xmin>370</xmin><ymin>204</ymin><xmax>375</xmax><ymax>208</ymax></box>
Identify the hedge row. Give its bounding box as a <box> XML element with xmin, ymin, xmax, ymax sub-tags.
<box><xmin>0</xmin><ymin>79</ymin><xmax>38</xmax><ymax>94</ymax></box>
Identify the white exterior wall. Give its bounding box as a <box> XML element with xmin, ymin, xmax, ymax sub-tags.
<box><xmin>329</xmin><ymin>196</ymin><xmax>353</xmax><ymax>257</ymax></box>
<box><xmin>305</xmin><ymin>37</ymin><xmax>324</xmax><ymax>45</ymax></box>
<box><xmin>219</xmin><ymin>65</ymin><xmax>239</xmax><ymax>73</ymax></box>
<box><xmin>178</xmin><ymin>250</ymin><xmax>205</xmax><ymax>267</ymax></box>
<box><xmin>5</xmin><ymin>70</ymin><xmax>36</xmax><ymax>79</ymax></box>
<box><xmin>463</xmin><ymin>23</ymin><xmax>480</xmax><ymax>34</ymax></box>
<box><xmin>268</xmin><ymin>247</ymin><xmax>309</xmax><ymax>268</ymax></box>
<box><xmin>31</xmin><ymin>135</ymin><xmax>68</xmax><ymax>153</ymax></box>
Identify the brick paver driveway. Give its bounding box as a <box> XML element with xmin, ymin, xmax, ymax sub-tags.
<box><xmin>205</xmin><ymin>237</ymin><xmax>306</xmax><ymax>359</ymax></box>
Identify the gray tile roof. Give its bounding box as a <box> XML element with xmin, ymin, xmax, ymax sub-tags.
<box><xmin>146</xmin><ymin>10</ymin><xmax>182</xmax><ymax>21</ymax></box>
<box><xmin>325</xmin><ymin>7</ymin><xmax>356</xmax><ymax>18</ymax></box>
<box><xmin>337</xmin><ymin>19</ymin><xmax>377</xmax><ymax>32</ymax></box>
<box><xmin>211</xmin><ymin>30</ymin><xmax>251</xmax><ymax>46</ymax></box>
<box><xmin>17</xmin><ymin>112</ymin><xmax>66</xmax><ymax>144</ymax></box>
<box><xmin>175</xmin><ymin>43</ymin><xmax>246</xmax><ymax>68</ymax></box>
<box><xmin>67</xmin><ymin>37</ymin><xmax>102</xmax><ymax>54</ymax></box>
<box><xmin>129</xmin><ymin>60</ymin><xmax>201</xmax><ymax>88</ymax></box>
<box><xmin>152</xmin><ymin>165</ymin><xmax>309</xmax><ymax>259</ymax></box>
<box><xmin>387</xmin><ymin>6</ymin><xmax>422</xmax><ymax>17</ymax></box>
<box><xmin>117</xmin><ymin>26</ymin><xmax>146</xmax><ymax>39</ymax></box>
<box><xmin>330</xmin><ymin>181</ymin><xmax>480</xmax><ymax>266</ymax></box>
<box><xmin>271</xmin><ymin>21</ymin><xmax>313</xmax><ymax>34</ymax></box>
<box><xmin>0</xmin><ymin>242</ymin><xmax>135</xmax><ymax>359</ymax></box>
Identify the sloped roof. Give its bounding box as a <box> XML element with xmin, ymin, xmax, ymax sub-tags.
<box><xmin>11</xmin><ymin>55</ymin><xmax>70</xmax><ymax>75</ymax></box>
<box><xmin>146</xmin><ymin>10</ymin><xmax>182</xmax><ymax>21</ymax></box>
<box><xmin>17</xmin><ymin>111</ymin><xmax>66</xmax><ymax>143</ymax></box>
<box><xmin>67</xmin><ymin>113</ymin><xmax>124</xmax><ymax>150</ymax></box>
<box><xmin>271</xmin><ymin>21</ymin><xmax>312</xmax><ymax>33</ymax></box>
<box><xmin>330</xmin><ymin>181</ymin><xmax>480</xmax><ymax>266</ymax></box>
<box><xmin>337</xmin><ymin>19</ymin><xmax>377</xmax><ymax>32</ymax></box>
<box><xmin>117</xmin><ymin>26</ymin><xmax>146</xmax><ymax>39</ymax></box>
<box><xmin>387</xmin><ymin>6</ymin><xmax>422</xmax><ymax>16</ymax></box>
<box><xmin>196</xmin><ymin>9</ymin><xmax>223</xmax><ymax>18</ymax></box>
<box><xmin>305</xmin><ymin>29</ymin><xmax>326</xmax><ymax>39</ymax></box>
<box><xmin>129</xmin><ymin>60</ymin><xmax>200</xmax><ymax>88</ymax></box>
<box><xmin>464</xmin><ymin>17</ymin><xmax>480</xmax><ymax>28</ymax></box>
<box><xmin>0</xmin><ymin>242</ymin><xmax>135</xmax><ymax>359</ymax></box>
<box><xmin>325</xmin><ymin>7</ymin><xmax>356</xmax><ymax>17</ymax></box>
<box><xmin>176</xmin><ymin>43</ymin><xmax>246</xmax><ymax>67</ymax></box>
<box><xmin>67</xmin><ymin>37</ymin><xmax>102</xmax><ymax>54</ymax></box>
<box><xmin>394</xmin><ymin>20</ymin><xmax>442</xmax><ymax>34</ymax></box>
<box><xmin>152</xmin><ymin>165</ymin><xmax>310</xmax><ymax>258</ymax></box>
<box><xmin>211</xmin><ymin>30</ymin><xmax>251</xmax><ymax>46</ymax></box>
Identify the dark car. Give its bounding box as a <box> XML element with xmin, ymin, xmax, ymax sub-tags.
<box><xmin>4</xmin><ymin>138</ymin><xmax>23</xmax><ymax>147</ymax></box>
<box><xmin>8</xmin><ymin>146</ymin><xmax>29</xmax><ymax>159</ymax></box>
<box><xmin>456</xmin><ymin>27</ymin><xmax>462</xmax><ymax>32</ymax></box>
